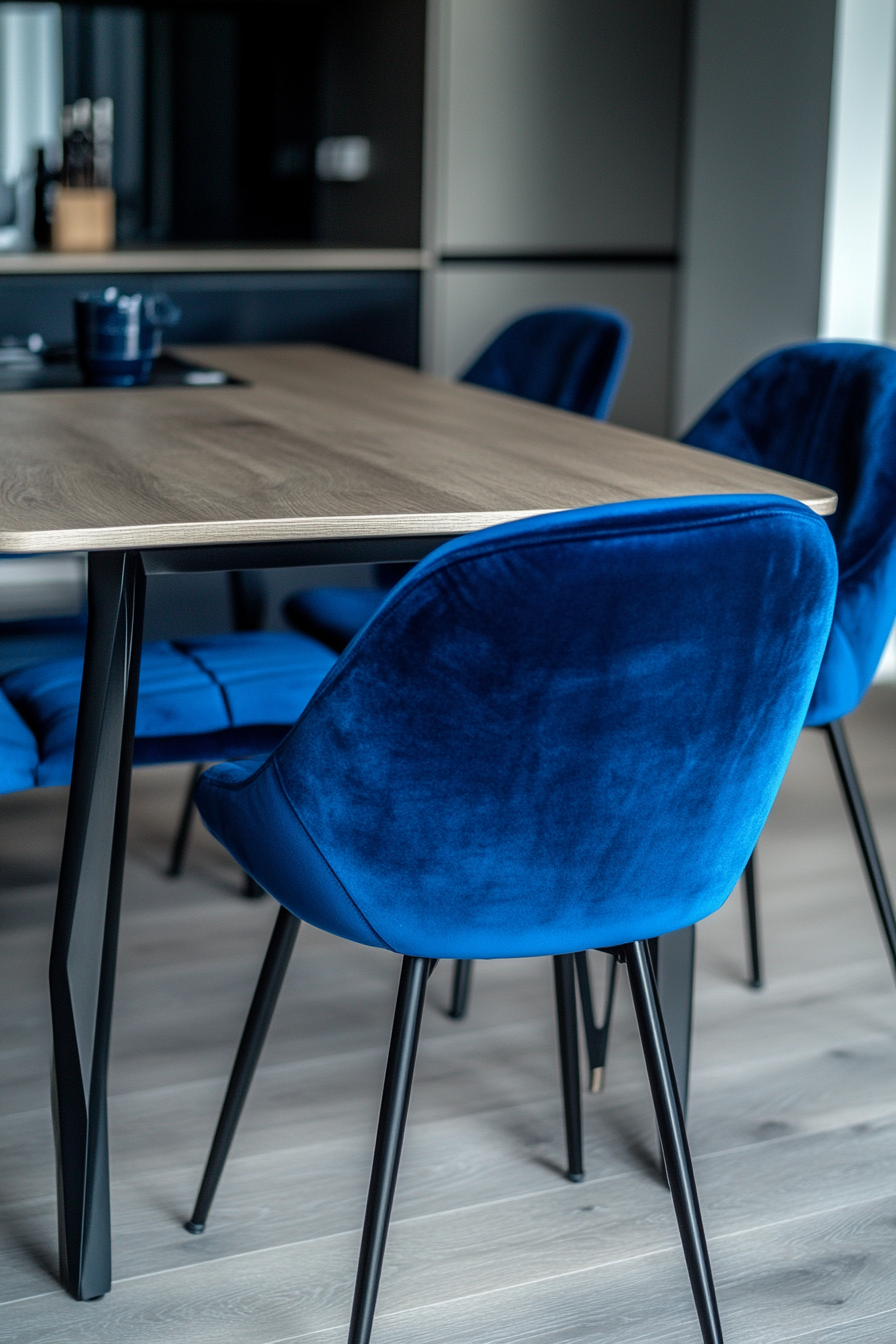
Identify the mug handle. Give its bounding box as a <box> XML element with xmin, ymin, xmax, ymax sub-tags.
<box><xmin>145</xmin><ymin>294</ymin><xmax>182</xmax><ymax>327</ymax></box>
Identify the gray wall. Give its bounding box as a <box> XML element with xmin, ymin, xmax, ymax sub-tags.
<box><xmin>674</xmin><ymin>0</ymin><xmax>837</xmax><ymax>430</ymax></box>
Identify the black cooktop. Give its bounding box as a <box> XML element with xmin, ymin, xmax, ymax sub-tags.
<box><xmin>0</xmin><ymin>347</ymin><xmax>245</xmax><ymax>393</ymax></box>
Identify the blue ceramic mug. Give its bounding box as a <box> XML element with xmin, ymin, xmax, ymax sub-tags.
<box><xmin>74</xmin><ymin>287</ymin><xmax>181</xmax><ymax>387</ymax></box>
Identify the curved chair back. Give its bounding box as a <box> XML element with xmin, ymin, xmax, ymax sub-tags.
<box><xmin>198</xmin><ymin>496</ymin><xmax>836</xmax><ymax>960</ymax></box>
<box><xmin>461</xmin><ymin>307</ymin><xmax>629</xmax><ymax>419</ymax></box>
<box><xmin>683</xmin><ymin>342</ymin><xmax>896</xmax><ymax>723</ymax></box>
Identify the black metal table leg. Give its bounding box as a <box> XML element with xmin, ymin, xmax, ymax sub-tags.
<box><xmin>650</xmin><ymin>926</ymin><xmax>695</xmax><ymax>1117</ymax></box>
<box><xmin>49</xmin><ymin>551</ymin><xmax>146</xmax><ymax>1301</ymax></box>
<box><xmin>228</xmin><ymin>570</ymin><xmax>266</xmax><ymax>631</ymax></box>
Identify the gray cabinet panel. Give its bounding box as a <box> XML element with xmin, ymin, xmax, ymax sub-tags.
<box><xmin>435</xmin><ymin>0</ymin><xmax>686</xmax><ymax>253</ymax></box>
<box><xmin>674</xmin><ymin>0</ymin><xmax>836</xmax><ymax>430</ymax></box>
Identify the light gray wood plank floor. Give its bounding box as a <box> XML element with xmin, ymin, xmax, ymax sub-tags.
<box><xmin>4</xmin><ymin>688</ymin><xmax>896</xmax><ymax>1341</ymax></box>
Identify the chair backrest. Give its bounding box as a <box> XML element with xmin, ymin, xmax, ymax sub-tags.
<box><xmin>683</xmin><ymin>342</ymin><xmax>896</xmax><ymax>720</ymax></box>
<box><xmin>245</xmin><ymin>497</ymin><xmax>836</xmax><ymax>959</ymax></box>
<box><xmin>460</xmin><ymin>307</ymin><xmax>629</xmax><ymax>419</ymax></box>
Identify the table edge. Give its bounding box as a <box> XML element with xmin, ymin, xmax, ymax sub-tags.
<box><xmin>0</xmin><ymin>492</ymin><xmax>838</xmax><ymax>553</ymax></box>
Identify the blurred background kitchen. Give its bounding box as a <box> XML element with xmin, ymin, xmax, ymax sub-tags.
<box><xmin>0</xmin><ymin>1</ymin><xmax>894</xmax><ymax>665</ymax></box>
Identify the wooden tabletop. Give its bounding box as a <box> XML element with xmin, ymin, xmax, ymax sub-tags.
<box><xmin>0</xmin><ymin>344</ymin><xmax>836</xmax><ymax>553</ymax></box>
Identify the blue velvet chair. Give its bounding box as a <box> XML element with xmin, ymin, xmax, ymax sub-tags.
<box><xmin>0</xmin><ymin>631</ymin><xmax>336</xmax><ymax>832</ymax></box>
<box><xmin>184</xmin><ymin>495</ymin><xmax>837</xmax><ymax>1344</ymax></box>
<box><xmin>683</xmin><ymin>342</ymin><xmax>896</xmax><ymax>989</ymax></box>
<box><xmin>283</xmin><ymin>306</ymin><xmax>630</xmax><ymax>656</ymax></box>
<box><xmin>0</xmin><ymin>685</ymin><xmax>41</xmax><ymax>792</ymax></box>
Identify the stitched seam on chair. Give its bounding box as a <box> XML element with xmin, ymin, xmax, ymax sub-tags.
<box><xmin>173</xmin><ymin>642</ymin><xmax>236</xmax><ymax>728</ymax></box>
<box><xmin>269</xmin><ymin>754</ymin><xmax>395</xmax><ymax>952</ymax></box>
<box><xmin>299</xmin><ymin>503</ymin><xmax>830</xmax><ymax>720</ymax></box>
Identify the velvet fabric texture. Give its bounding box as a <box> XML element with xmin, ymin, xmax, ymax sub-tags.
<box><xmin>0</xmin><ymin>688</ymin><xmax>39</xmax><ymax>792</ymax></box>
<box><xmin>2</xmin><ymin>631</ymin><xmax>336</xmax><ymax>788</ymax></box>
<box><xmin>197</xmin><ymin>496</ymin><xmax>837</xmax><ymax>960</ymax></box>
<box><xmin>284</xmin><ymin>305</ymin><xmax>630</xmax><ymax>653</ymax></box>
<box><xmin>683</xmin><ymin>342</ymin><xmax>896</xmax><ymax>724</ymax></box>
<box><xmin>460</xmin><ymin>306</ymin><xmax>629</xmax><ymax>416</ymax></box>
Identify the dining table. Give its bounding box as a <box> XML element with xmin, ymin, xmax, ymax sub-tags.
<box><xmin>0</xmin><ymin>342</ymin><xmax>837</xmax><ymax>1303</ymax></box>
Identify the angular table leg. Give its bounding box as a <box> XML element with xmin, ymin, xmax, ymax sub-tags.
<box><xmin>651</xmin><ymin>925</ymin><xmax>695</xmax><ymax>1117</ymax></box>
<box><xmin>50</xmin><ymin>551</ymin><xmax>145</xmax><ymax>1301</ymax></box>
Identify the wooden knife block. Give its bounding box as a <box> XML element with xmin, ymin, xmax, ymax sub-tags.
<box><xmin>51</xmin><ymin>187</ymin><xmax>116</xmax><ymax>253</ymax></box>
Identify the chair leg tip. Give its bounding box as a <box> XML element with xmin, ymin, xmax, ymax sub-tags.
<box><xmin>749</xmin><ymin>977</ymin><xmax>763</xmax><ymax>991</ymax></box>
<box><xmin>589</xmin><ymin>1066</ymin><xmax>604</xmax><ymax>1093</ymax></box>
<box><xmin>184</xmin><ymin>1220</ymin><xmax>206</xmax><ymax>1235</ymax></box>
<box><xmin>566</xmin><ymin>1170</ymin><xmax>585</xmax><ymax>1183</ymax></box>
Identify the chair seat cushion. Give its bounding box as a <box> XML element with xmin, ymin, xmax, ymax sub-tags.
<box><xmin>2</xmin><ymin>631</ymin><xmax>337</xmax><ymax>787</ymax></box>
<box><xmin>283</xmin><ymin>588</ymin><xmax>387</xmax><ymax>652</ymax></box>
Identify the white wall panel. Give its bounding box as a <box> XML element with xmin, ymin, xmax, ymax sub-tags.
<box><xmin>820</xmin><ymin>0</ymin><xmax>896</xmax><ymax>340</ymax></box>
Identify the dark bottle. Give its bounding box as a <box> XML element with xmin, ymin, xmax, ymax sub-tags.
<box><xmin>33</xmin><ymin>147</ymin><xmax>58</xmax><ymax>247</ymax></box>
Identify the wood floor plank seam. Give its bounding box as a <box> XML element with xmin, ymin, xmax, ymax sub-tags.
<box><xmin>5</xmin><ymin>1082</ymin><xmax>896</xmax><ymax>1222</ymax></box>
<box><xmin>216</xmin><ymin>1191</ymin><xmax>896</xmax><ymax>1344</ymax></box>
<box><xmin>232</xmin><ymin>1239</ymin><xmax>695</xmax><ymax>1344</ymax></box>
<box><xmin>0</xmin><ymin>1161</ymin><xmax>884</xmax><ymax>1316</ymax></box>
<box><xmin>776</xmin><ymin>1306</ymin><xmax>896</xmax><ymax>1344</ymax></box>
<box><xmin>84</xmin><ymin>1014</ymin><xmax>896</xmax><ymax>1112</ymax></box>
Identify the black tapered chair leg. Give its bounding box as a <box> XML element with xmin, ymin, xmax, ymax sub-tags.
<box><xmin>347</xmin><ymin>956</ymin><xmax>430</xmax><ymax>1344</ymax></box>
<box><xmin>242</xmin><ymin>873</ymin><xmax>267</xmax><ymax>899</ymax></box>
<box><xmin>625</xmin><ymin>940</ymin><xmax>724</xmax><ymax>1344</ymax></box>
<box><xmin>826</xmin><ymin>719</ymin><xmax>896</xmax><ymax>982</ymax></box>
<box><xmin>553</xmin><ymin>954</ymin><xmax>584</xmax><ymax>1182</ymax></box>
<box><xmin>186</xmin><ymin>906</ymin><xmax>301</xmax><ymax>1234</ymax></box>
<box><xmin>166</xmin><ymin>762</ymin><xmax>204</xmax><ymax>877</ymax></box>
<box><xmin>448</xmin><ymin>959</ymin><xmax>473</xmax><ymax>1019</ymax></box>
<box><xmin>574</xmin><ymin>950</ymin><xmax>617</xmax><ymax>1092</ymax></box>
<box><xmin>742</xmin><ymin>849</ymin><xmax>762</xmax><ymax>989</ymax></box>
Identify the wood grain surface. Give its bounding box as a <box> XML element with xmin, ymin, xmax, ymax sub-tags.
<box><xmin>0</xmin><ymin>344</ymin><xmax>835</xmax><ymax>552</ymax></box>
